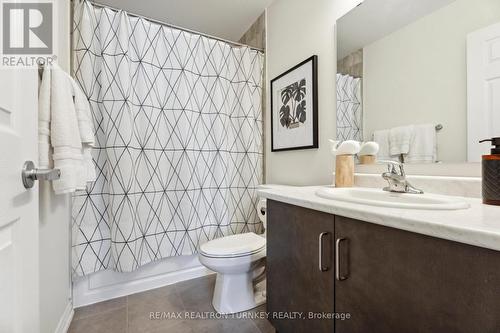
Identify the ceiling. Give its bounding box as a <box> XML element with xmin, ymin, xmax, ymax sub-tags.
<box><xmin>94</xmin><ymin>0</ymin><xmax>274</xmax><ymax>42</ymax></box>
<box><xmin>337</xmin><ymin>0</ymin><xmax>456</xmax><ymax>58</ymax></box>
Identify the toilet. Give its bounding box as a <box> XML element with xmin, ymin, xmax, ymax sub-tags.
<box><xmin>198</xmin><ymin>199</ymin><xmax>267</xmax><ymax>314</ymax></box>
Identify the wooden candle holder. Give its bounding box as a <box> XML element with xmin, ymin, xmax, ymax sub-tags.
<box><xmin>335</xmin><ymin>154</ymin><xmax>354</xmax><ymax>187</ymax></box>
<box><xmin>359</xmin><ymin>155</ymin><xmax>376</xmax><ymax>165</ymax></box>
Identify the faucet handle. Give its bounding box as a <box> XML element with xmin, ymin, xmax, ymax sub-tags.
<box><xmin>378</xmin><ymin>160</ymin><xmax>406</xmax><ymax>177</ymax></box>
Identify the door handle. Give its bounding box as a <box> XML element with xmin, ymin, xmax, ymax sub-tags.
<box><xmin>336</xmin><ymin>238</ymin><xmax>349</xmax><ymax>281</ymax></box>
<box><xmin>318</xmin><ymin>232</ymin><xmax>331</xmax><ymax>272</ymax></box>
<box><xmin>22</xmin><ymin>160</ymin><xmax>61</xmax><ymax>189</ymax></box>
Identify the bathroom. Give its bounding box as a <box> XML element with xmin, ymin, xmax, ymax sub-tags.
<box><xmin>1</xmin><ymin>0</ymin><xmax>500</xmax><ymax>332</ymax></box>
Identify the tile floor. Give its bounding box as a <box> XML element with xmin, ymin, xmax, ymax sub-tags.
<box><xmin>68</xmin><ymin>274</ymin><xmax>275</xmax><ymax>333</ymax></box>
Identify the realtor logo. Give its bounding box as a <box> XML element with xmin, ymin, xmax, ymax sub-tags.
<box><xmin>2</xmin><ymin>2</ymin><xmax>52</xmax><ymax>54</ymax></box>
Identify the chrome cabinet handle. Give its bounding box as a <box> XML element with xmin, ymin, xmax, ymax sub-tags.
<box><xmin>336</xmin><ymin>238</ymin><xmax>349</xmax><ymax>281</ymax></box>
<box><xmin>319</xmin><ymin>232</ymin><xmax>331</xmax><ymax>272</ymax></box>
<box><xmin>22</xmin><ymin>160</ymin><xmax>61</xmax><ymax>189</ymax></box>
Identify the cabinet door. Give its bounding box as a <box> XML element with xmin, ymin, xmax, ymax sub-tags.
<box><xmin>267</xmin><ymin>200</ymin><xmax>335</xmax><ymax>333</ymax></box>
<box><xmin>334</xmin><ymin>216</ymin><xmax>500</xmax><ymax>333</ymax></box>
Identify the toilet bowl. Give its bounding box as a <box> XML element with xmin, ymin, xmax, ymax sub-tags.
<box><xmin>198</xmin><ymin>200</ymin><xmax>267</xmax><ymax>314</ymax></box>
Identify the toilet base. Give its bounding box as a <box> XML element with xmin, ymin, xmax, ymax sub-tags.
<box><xmin>212</xmin><ymin>273</ymin><xmax>266</xmax><ymax>314</ymax></box>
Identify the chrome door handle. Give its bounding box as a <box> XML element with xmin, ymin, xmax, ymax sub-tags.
<box><xmin>319</xmin><ymin>232</ymin><xmax>331</xmax><ymax>272</ymax></box>
<box><xmin>22</xmin><ymin>160</ymin><xmax>60</xmax><ymax>189</ymax></box>
<box><xmin>336</xmin><ymin>238</ymin><xmax>349</xmax><ymax>281</ymax></box>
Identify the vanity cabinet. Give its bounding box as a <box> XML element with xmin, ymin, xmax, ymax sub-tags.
<box><xmin>267</xmin><ymin>200</ymin><xmax>500</xmax><ymax>333</ymax></box>
<box><xmin>267</xmin><ymin>200</ymin><xmax>335</xmax><ymax>333</ymax></box>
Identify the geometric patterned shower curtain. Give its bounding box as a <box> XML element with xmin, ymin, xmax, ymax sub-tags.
<box><xmin>336</xmin><ymin>74</ymin><xmax>363</xmax><ymax>141</ymax></box>
<box><xmin>71</xmin><ymin>0</ymin><xmax>264</xmax><ymax>276</ymax></box>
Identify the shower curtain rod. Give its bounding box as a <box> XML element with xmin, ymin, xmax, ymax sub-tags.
<box><xmin>86</xmin><ymin>1</ymin><xmax>265</xmax><ymax>53</ymax></box>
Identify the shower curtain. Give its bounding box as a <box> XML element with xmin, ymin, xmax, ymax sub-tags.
<box><xmin>336</xmin><ymin>74</ymin><xmax>363</xmax><ymax>141</ymax></box>
<box><xmin>71</xmin><ymin>1</ymin><xmax>264</xmax><ymax>275</ymax></box>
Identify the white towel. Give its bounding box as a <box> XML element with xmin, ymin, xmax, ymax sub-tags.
<box><xmin>70</xmin><ymin>77</ymin><xmax>96</xmax><ymax>182</ymax></box>
<box><xmin>38</xmin><ymin>66</ymin><xmax>52</xmax><ymax>169</ymax></box>
<box><xmin>38</xmin><ymin>63</ymin><xmax>95</xmax><ymax>194</ymax></box>
<box><xmin>373</xmin><ymin>129</ymin><xmax>394</xmax><ymax>161</ymax></box>
<box><xmin>406</xmin><ymin>124</ymin><xmax>437</xmax><ymax>163</ymax></box>
<box><xmin>389</xmin><ymin>125</ymin><xmax>414</xmax><ymax>156</ymax></box>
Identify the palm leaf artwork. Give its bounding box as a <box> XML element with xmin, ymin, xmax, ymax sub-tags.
<box><xmin>279</xmin><ymin>105</ymin><xmax>291</xmax><ymax>128</ymax></box>
<box><xmin>278</xmin><ymin>79</ymin><xmax>307</xmax><ymax>129</ymax></box>
<box><xmin>296</xmin><ymin>100</ymin><xmax>306</xmax><ymax>123</ymax></box>
<box><xmin>292</xmin><ymin>79</ymin><xmax>306</xmax><ymax>102</ymax></box>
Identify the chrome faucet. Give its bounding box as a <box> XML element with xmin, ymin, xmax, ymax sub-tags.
<box><xmin>379</xmin><ymin>160</ymin><xmax>423</xmax><ymax>194</ymax></box>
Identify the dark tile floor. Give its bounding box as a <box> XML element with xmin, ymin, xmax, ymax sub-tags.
<box><xmin>69</xmin><ymin>274</ymin><xmax>275</xmax><ymax>333</ymax></box>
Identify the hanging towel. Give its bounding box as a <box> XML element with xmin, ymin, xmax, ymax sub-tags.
<box><xmin>38</xmin><ymin>66</ymin><xmax>52</xmax><ymax>169</ymax></box>
<box><xmin>38</xmin><ymin>63</ymin><xmax>95</xmax><ymax>194</ymax></box>
<box><xmin>389</xmin><ymin>125</ymin><xmax>414</xmax><ymax>156</ymax></box>
<box><xmin>70</xmin><ymin>77</ymin><xmax>96</xmax><ymax>182</ymax></box>
<box><xmin>406</xmin><ymin>124</ymin><xmax>437</xmax><ymax>163</ymax></box>
<box><xmin>373</xmin><ymin>129</ymin><xmax>394</xmax><ymax>161</ymax></box>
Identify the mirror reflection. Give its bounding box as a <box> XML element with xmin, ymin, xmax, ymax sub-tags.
<box><xmin>336</xmin><ymin>0</ymin><xmax>500</xmax><ymax>163</ymax></box>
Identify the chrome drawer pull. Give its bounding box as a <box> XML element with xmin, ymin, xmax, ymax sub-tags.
<box><xmin>319</xmin><ymin>232</ymin><xmax>331</xmax><ymax>272</ymax></box>
<box><xmin>336</xmin><ymin>238</ymin><xmax>349</xmax><ymax>281</ymax></box>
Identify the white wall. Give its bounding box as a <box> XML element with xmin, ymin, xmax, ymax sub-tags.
<box><xmin>363</xmin><ymin>0</ymin><xmax>500</xmax><ymax>162</ymax></box>
<box><xmin>39</xmin><ymin>1</ymin><xmax>72</xmax><ymax>332</ymax></box>
<box><xmin>265</xmin><ymin>0</ymin><xmax>360</xmax><ymax>185</ymax></box>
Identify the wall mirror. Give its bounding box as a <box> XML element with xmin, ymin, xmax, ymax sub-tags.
<box><xmin>335</xmin><ymin>0</ymin><xmax>500</xmax><ymax>170</ymax></box>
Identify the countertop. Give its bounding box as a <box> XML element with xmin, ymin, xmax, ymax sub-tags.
<box><xmin>257</xmin><ymin>185</ymin><xmax>500</xmax><ymax>252</ymax></box>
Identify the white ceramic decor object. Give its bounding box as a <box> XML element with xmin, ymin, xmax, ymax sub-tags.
<box><xmin>329</xmin><ymin>140</ymin><xmax>361</xmax><ymax>155</ymax></box>
<box><xmin>359</xmin><ymin>142</ymin><xmax>380</xmax><ymax>156</ymax></box>
<box><xmin>329</xmin><ymin>140</ymin><xmax>341</xmax><ymax>155</ymax></box>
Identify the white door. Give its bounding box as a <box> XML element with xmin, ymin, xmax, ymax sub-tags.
<box><xmin>467</xmin><ymin>22</ymin><xmax>500</xmax><ymax>162</ymax></box>
<box><xmin>0</xmin><ymin>68</ymin><xmax>40</xmax><ymax>332</ymax></box>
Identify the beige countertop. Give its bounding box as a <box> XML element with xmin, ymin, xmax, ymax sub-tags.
<box><xmin>257</xmin><ymin>185</ymin><xmax>500</xmax><ymax>252</ymax></box>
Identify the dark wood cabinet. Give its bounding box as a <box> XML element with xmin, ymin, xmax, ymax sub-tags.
<box><xmin>334</xmin><ymin>215</ymin><xmax>500</xmax><ymax>333</ymax></box>
<box><xmin>267</xmin><ymin>200</ymin><xmax>500</xmax><ymax>333</ymax></box>
<box><xmin>267</xmin><ymin>200</ymin><xmax>336</xmax><ymax>333</ymax></box>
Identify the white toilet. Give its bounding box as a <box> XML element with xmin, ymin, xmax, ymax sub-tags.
<box><xmin>198</xmin><ymin>199</ymin><xmax>267</xmax><ymax>314</ymax></box>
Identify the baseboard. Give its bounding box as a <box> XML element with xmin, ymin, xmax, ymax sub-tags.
<box><xmin>73</xmin><ymin>255</ymin><xmax>213</xmax><ymax>308</ymax></box>
<box><xmin>54</xmin><ymin>301</ymin><xmax>74</xmax><ymax>333</ymax></box>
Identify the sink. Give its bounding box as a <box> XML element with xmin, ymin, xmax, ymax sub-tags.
<box><xmin>315</xmin><ymin>187</ymin><xmax>470</xmax><ymax>210</ymax></box>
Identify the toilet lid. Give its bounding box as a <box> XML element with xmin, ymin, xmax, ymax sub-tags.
<box><xmin>200</xmin><ymin>232</ymin><xmax>266</xmax><ymax>258</ymax></box>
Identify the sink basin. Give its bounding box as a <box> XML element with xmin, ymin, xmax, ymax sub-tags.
<box><xmin>315</xmin><ymin>187</ymin><xmax>470</xmax><ymax>210</ymax></box>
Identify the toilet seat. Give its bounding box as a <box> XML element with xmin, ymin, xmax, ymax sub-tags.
<box><xmin>200</xmin><ymin>232</ymin><xmax>266</xmax><ymax>258</ymax></box>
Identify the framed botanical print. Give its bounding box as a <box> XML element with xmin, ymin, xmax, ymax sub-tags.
<box><xmin>270</xmin><ymin>55</ymin><xmax>318</xmax><ymax>152</ymax></box>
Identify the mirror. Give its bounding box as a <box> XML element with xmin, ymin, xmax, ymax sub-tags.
<box><xmin>336</xmin><ymin>0</ymin><xmax>500</xmax><ymax>164</ymax></box>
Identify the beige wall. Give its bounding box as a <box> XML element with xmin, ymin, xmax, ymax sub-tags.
<box><xmin>265</xmin><ymin>0</ymin><xmax>359</xmax><ymax>185</ymax></box>
<box><xmin>363</xmin><ymin>0</ymin><xmax>500</xmax><ymax>162</ymax></box>
<box><xmin>39</xmin><ymin>1</ymin><xmax>72</xmax><ymax>332</ymax></box>
<box><xmin>239</xmin><ymin>12</ymin><xmax>266</xmax><ymax>50</ymax></box>
<box><xmin>338</xmin><ymin>49</ymin><xmax>363</xmax><ymax>78</ymax></box>
<box><xmin>239</xmin><ymin>12</ymin><xmax>267</xmax><ymax>181</ymax></box>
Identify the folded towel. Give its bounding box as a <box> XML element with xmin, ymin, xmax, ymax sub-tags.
<box><xmin>389</xmin><ymin>125</ymin><xmax>414</xmax><ymax>156</ymax></box>
<box><xmin>406</xmin><ymin>124</ymin><xmax>437</xmax><ymax>163</ymax></box>
<box><xmin>38</xmin><ymin>63</ymin><xmax>96</xmax><ymax>194</ymax></box>
<box><xmin>373</xmin><ymin>129</ymin><xmax>395</xmax><ymax>161</ymax></box>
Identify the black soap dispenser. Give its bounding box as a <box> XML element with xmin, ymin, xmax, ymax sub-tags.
<box><xmin>479</xmin><ymin>137</ymin><xmax>500</xmax><ymax>206</ymax></box>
